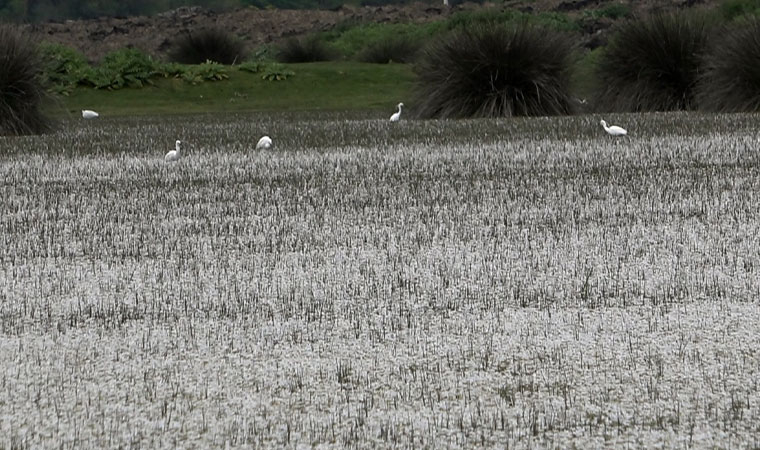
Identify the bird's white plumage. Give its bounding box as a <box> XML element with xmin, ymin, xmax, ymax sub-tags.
<box><xmin>600</xmin><ymin>119</ymin><xmax>627</xmax><ymax>136</ymax></box>
<box><xmin>165</xmin><ymin>140</ymin><xmax>181</xmax><ymax>162</ymax></box>
<box><xmin>82</xmin><ymin>110</ymin><xmax>99</xmax><ymax>119</ymax></box>
<box><xmin>256</xmin><ymin>135</ymin><xmax>273</xmax><ymax>150</ymax></box>
<box><xmin>390</xmin><ymin>102</ymin><xmax>404</xmax><ymax>122</ymax></box>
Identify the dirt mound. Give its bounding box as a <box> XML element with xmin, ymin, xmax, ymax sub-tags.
<box><xmin>24</xmin><ymin>0</ymin><xmax>718</xmax><ymax>62</ymax></box>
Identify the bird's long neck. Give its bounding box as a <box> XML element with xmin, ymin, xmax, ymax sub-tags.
<box><xmin>175</xmin><ymin>142</ymin><xmax>181</xmax><ymax>153</ymax></box>
<box><xmin>398</xmin><ymin>105</ymin><xmax>403</xmax><ymax>113</ymax></box>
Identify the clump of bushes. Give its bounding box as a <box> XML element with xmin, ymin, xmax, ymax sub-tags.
<box><xmin>413</xmin><ymin>24</ymin><xmax>575</xmax><ymax>118</ymax></box>
<box><xmin>172</xmin><ymin>60</ymin><xmax>229</xmax><ymax>84</ymax></box>
<box><xmin>592</xmin><ymin>12</ymin><xmax>712</xmax><ymax>112</ymax></box>
<box><xmin>276</xmin><ymin>36</ymin><xmax>336</xmax><ymax>63</ymax></box>
<box><xmin>697</xmin><ymin>17</ymin><xmax>760</xmax><ymax>112</ymax></box>
<box><xmin>39</xmin><ymin>42</ymin><xmax>94</xmax><ymax>95</ymax></box>
<box><xmin>0</xmin><ymin>25</ymin><xmax>52</xmax><ymax>136</ymax></box>
<box><xmin>356</xmin><ymin>37</ymin><xmax>420</xmax><ymax>64</ymax></box>
<box><xmin>90</xmin><ymin>48</ymin><xmax>160</xmax><ymax>89</ymax></box>
<box><xmin>169</xmin><ymin>28</ymin><xmax>248</xmax><ymax>65</ymax></box>
<box><xmin>37</xmin><ymin>44</ymin><xmax>236</xmax><ymax>91</ymax></box>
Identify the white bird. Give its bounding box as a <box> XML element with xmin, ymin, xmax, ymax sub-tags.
<box><xmin>164</xmin><ymin>140</ymin><xmax>181</xmax><ymax>162</ymax></box>
<box><xmin>82</xmin><ymin>109</ymin><xmax>99</xmax><ymax>119</ymax></box>
<box><xmin>256</xmin><ymin>135</ymin><xmax>273</xmax><ymax>150</ymax></box>
<box><xmin>600</xmin><ymin>119</ymin><xmax>627</xmax><ymax>136</ymax></box>
<box><xmin>390</xmin><ymin>102</ymin><xmax>404</xmax><ymax>122</ymax></box>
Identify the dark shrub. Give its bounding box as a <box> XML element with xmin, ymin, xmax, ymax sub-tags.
<box><xmin>413</xmin><ymin>24</ymin><xmax>575</xmax><ymax>119</ymax></box>
<box><xmin>276</xmin><ymin>37</ymin><xmax>337</xmax><ymax>63</ymax></box>
<box><xmin>698</xmin><ymin>18</ymin><xmax>760</xmax><ymax>112</ymax></box>
<box><xmin>169</xmin><ymin>28</ymin><xmax>247</xmax><ymax>65</ymax></box>
<box><xmin>0</xmin><ymin>25</ymin><xmax>52</xmax><ymax>136</ymax></box>
<box><xmin>592</xmin><ymin>12</ymin><xmax>712</xmax><ymax>112</ymax></box>
<box><xmin>356</xmin><ymin>37</ymin><xmax>420</xmax><ymax>64</ymax></box>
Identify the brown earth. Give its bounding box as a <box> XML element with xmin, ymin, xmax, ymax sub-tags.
<box><xmin>24</xmin><ymin>0</ymin><xmax>719</xmax><ymax>62</ymax></box>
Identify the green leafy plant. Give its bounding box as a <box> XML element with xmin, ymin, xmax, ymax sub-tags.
<box><xmin>239</xmin><ymin>61</ymin><xmax>294</xmax><ymax>80</ymax></box>
<box><xmin>159</xmin><ymin>62</ymin><xmax>188</xmax><ymax>79</ymax></box>
<box><xmin>260</xmin><ymin>63</ymin><xmax>294</xmax><ymax>81</ymax></box>
<box><xmin>413</xmin><ymin>24</ymin><xmax>575</xmax><ymax>118</ymax></box>
<box><xmin>592</xmin><ymin>12</ymin><xmax>713</xmax><ymax>112</ymax></box>
<box><xmin>238</xmin><ymin>61</ymin><xmax>267</xmax><ymax>73</ymax></box>
<box><xmin>91</xmin><ymin>48</ymin><xmax>160</xmax><ymax>90</ymax></box>
<box><xmin>38</xmin><ymin>42</ymin><xmax>95</xmax><ymax>95</ymax></box>
<box><xmin>181</xmin><ymin>60</ymin><xmax>229</xmax><ymax>84</ymax></box>
<box><xmin>0</xmin><ymin>25</ymin><xmax>52</xmax><ymax>136</ymax></box>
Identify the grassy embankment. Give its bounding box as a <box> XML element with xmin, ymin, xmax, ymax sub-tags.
<box><xmin>51</xmin><ymin>55</ymin><xmax>602</xmax><ymax>117</ymax></box>
<box><xmin>51</xmin><ymin>61</ymin><xmax>416</xmax><ymax>117</ymax></box>
<box><xmin>47</xmin><ymin>6</ymin><xmax>611</xmax><ymax>118</ymax></box>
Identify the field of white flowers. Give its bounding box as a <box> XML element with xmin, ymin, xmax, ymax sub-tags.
<box><xmin>1</xmin><ymin>111</ymin><xmax>759</xmax><ymax>448</ymax></box>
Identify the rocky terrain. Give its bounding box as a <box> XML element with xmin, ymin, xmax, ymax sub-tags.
<box><xmin>24</xmin><ymin>0</ymin><xmax>718</xmax><ymax>62</ymax></box>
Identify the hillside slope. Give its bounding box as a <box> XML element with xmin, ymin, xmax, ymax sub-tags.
<box><xmin>25</xmin><ymin>0</ymin><xmax>719</xmax><ymax>62</ymax></box>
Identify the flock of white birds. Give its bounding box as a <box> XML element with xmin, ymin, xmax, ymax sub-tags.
<box><xmin>80</xmin><ymin>105</ymin><xmax>628</xmax><ymax>163</ymax></box>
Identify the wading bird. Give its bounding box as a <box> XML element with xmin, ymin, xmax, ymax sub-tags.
<box><xmin>165</xmin><ymin>140</ymin><xmax>181</xmax><ymax>162</ymax></box>
<box><xmin>256</xmin><ymin>135</ymin><xmax>273</xmax><ymax>150</ymax></box>
<box><xmin>600</xmin><ymin>119</ymin><xmax>627</xmax><ymax>136</ymax></box>
<box><xmin>390</xmin><ymin>103</ymin><xmax>404</xmax><ymax>122</ymax></box>
<box><xmin>82</xmin><ymin>110</ymin><xmax>99</xmax><ymax>119</ymax></box>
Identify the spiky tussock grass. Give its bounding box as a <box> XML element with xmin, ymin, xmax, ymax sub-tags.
<box><xmin>276</xmin><ymin>36</ymin><xmax>337</xmax><ymax>63</ymax></box>
<box><xmin>697</xmin><ymin>18</ymin><xmax>760</xmax><ymax>112</ymax></box>
<box><xmin>169</xmin><ymin>28</ymin><xmax>247</xmax><ymax>65</ymax></box>
<box><xmin>593</xmin><ymin>12</ymin><xmax>711</xmax><ymax>112</ymax></box>
<box><xmin>413</xmin><ymin>24</ymin><xmax>575</xmax><ymax>119</ymax></box>
<box><xmin>0</xmin><ymin>25</ymin><xmax>52</xmax><ymax>136</ymax></box>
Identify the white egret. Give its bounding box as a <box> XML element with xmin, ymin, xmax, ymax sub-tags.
<box><xmin>390</xmin><ymin>102</ymin><xmax>404</xmax><ymax>122</ymax></box>
<box><xmin>600</xmin><ymin>119</ymin><xmax>627</xmax><ymax>136</ymax></box>
<box><xmin>82</xmin><ymin>110</ymin><xmax>99</xmax><ymax>119</ymax></box>
<box><xmin>256</xmin><ymin>135</ymin><xmax>273</xmax><ymax>150</ymax></box>
<box><xmin>165</xmin><ymin>140</ymin><xmax>181</xmax><ymax>162</ymax></box>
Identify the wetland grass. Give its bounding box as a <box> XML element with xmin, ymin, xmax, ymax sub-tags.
<box><xmin>0</xmin><ymin>111</ymin><xmax>759</xmax><ymax>448</ymax></box>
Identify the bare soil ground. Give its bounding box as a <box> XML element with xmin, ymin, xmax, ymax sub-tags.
<box><xmin>24</xmin><ymin>0</ymin><xmax>719</xmax><ymax>62</ymax></box>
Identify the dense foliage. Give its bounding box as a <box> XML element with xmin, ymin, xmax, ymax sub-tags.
<box><xmin>0</xmin><ymin>25</ymin><xmax>51</xmax><ymax>136</ymax></box>
<box><xmin>39</xmin><ymin>42</ymin><xmax>94</xmax><ymax>95</ymax></box>
<box><xmin>36</xmin><ymin>44</ymin><xmax>241</xmax><ymax>92</ymax></box>
<box><xmin>697</xmin><ymin>17</ymin><xmax>760</xmax><ymax>112</ymax></box>
<box><xmin>413</xmin><ymin>24</ymin><xmax>575</xmax><ymax>118</ymax></box>
<box><xmin>592</xmin><ymin>12</ymin><xmax>712</xmax><ymax>112</ymax></box>
<box><xmin>90</xmin><ymin>48</ymin><xmax>160</xmax><ymax>89</ymax></box>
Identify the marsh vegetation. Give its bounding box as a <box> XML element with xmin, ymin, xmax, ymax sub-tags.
<box><xmin>0</xmin><ymin>112</ymin><xmax>759</xmax><ymax>448</ymax></box>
